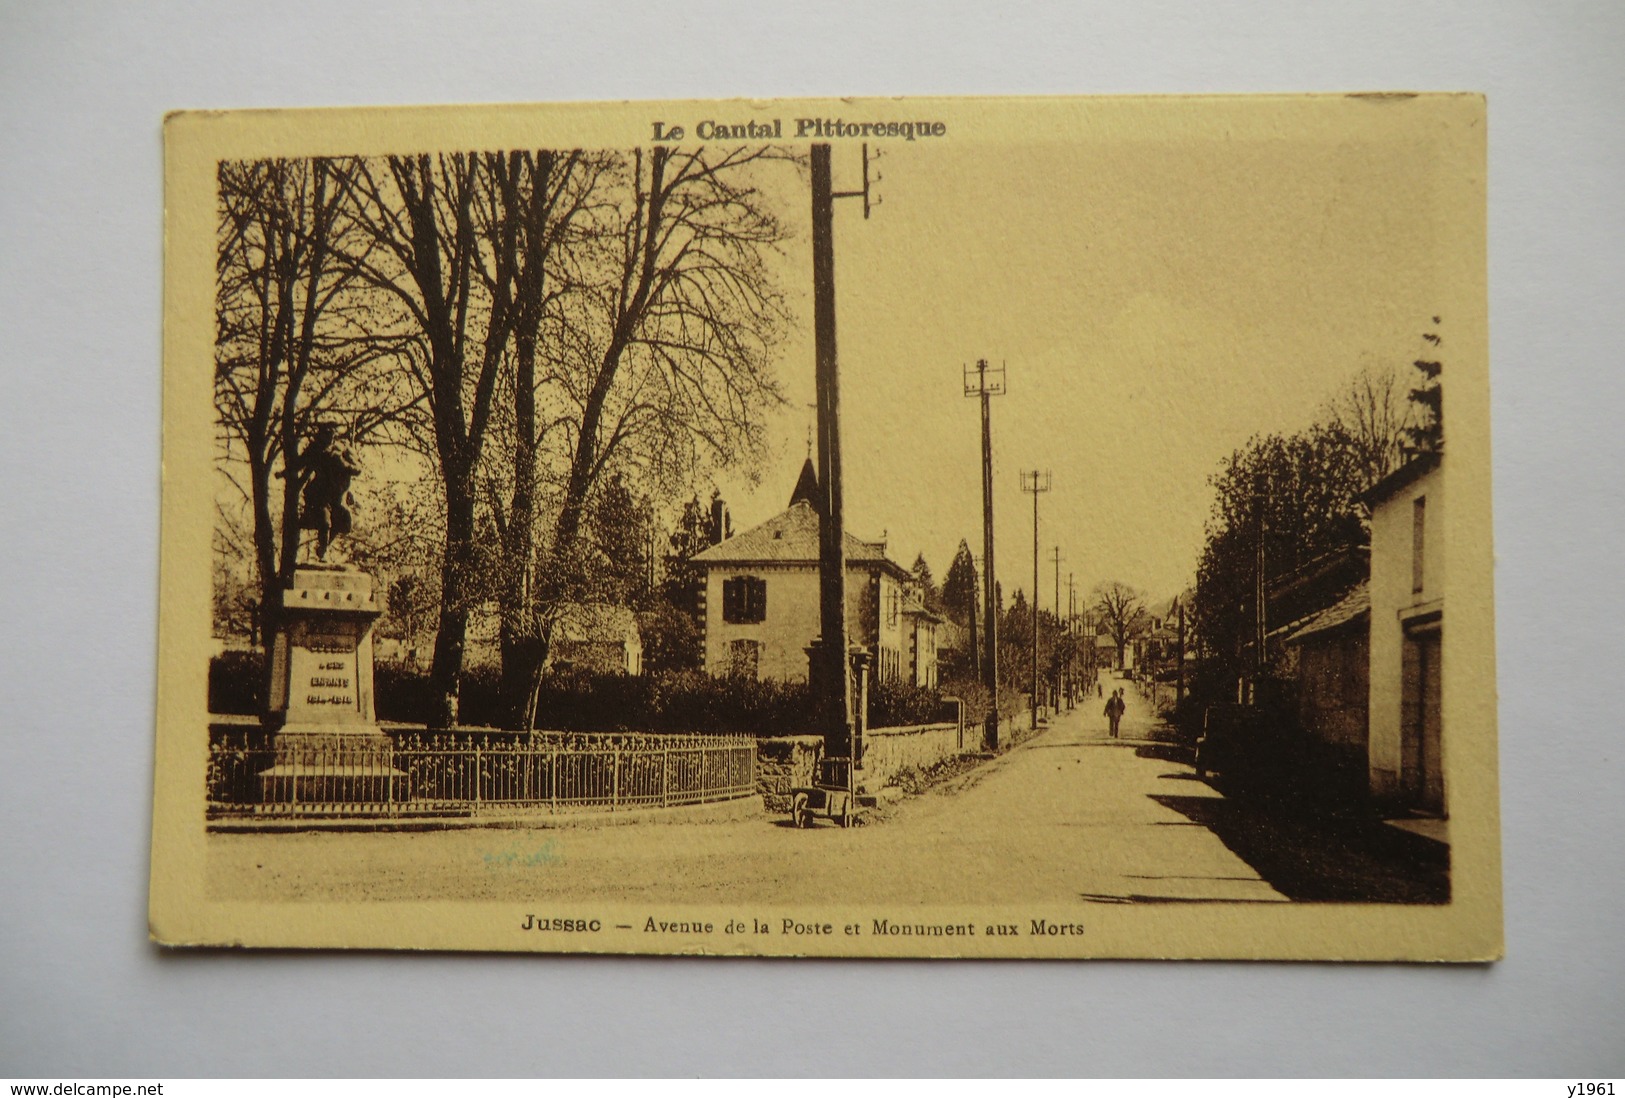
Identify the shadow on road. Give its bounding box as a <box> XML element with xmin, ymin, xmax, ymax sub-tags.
<box><xmin>1134</xmin><ymin>742</ymin><xmax>1194</xmax><ymax>766</ymax></box>
<box><xmin>1076</xmin><ymin>892</ymin><xmax>1287</xmax><ymax>905</ymax></box>
<box><xmin>1150</xmin><ymin>793</ymin><xmax>1450</xmax><ymax>904</ymax></box>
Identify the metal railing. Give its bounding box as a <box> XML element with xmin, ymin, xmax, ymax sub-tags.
<box><xmin>208</xmin><ymin>731</ymin><xmax>757</xmax><ymax>819</ymax></box>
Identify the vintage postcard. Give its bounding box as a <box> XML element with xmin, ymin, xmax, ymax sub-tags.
<box><xmin>151</xmin><ymin>94</ymin><xmax>1500</xmax><ymax>959</ymax></box>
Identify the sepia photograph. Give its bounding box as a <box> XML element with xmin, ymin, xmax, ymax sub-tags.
<box><xmin>151</xmin><ymin>93</ymin><xmax>1499</xmax><ymax>959</ymax></box>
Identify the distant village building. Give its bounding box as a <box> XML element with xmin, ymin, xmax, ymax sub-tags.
<box><xmin>549</xmin><ymin>604</ymin><xmax>644</xmax><ymax>676</ymax></box>
<box><xmin>1095</xmin><ymin>630</ymin><xmax>1122</xmax><ymax>670</ymax></box>
<box><xmin>1271</xmin><ymin>547</ymin><xmax>1372</xmax><ymax>800</ymax></box>
<box><xmin>1136</xmin><ymin>595</ymin><xmax>1187</xmax><ymax>678</ymax></box>
<box><xmin>1361</xmin><ymin>451</ymin><xmax>1445</xmax><ymax>815</ymax></box>
<box><xmin>689</xmin><ymin>459</ymin><xmax>940</xmax><ymax>685</ymax></box>
<box><xmin>465</xmin><ymin>602</ymin><xmax>643</xmax><ymax>676</ymax></box>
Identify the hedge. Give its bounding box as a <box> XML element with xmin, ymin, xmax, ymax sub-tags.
<box><xmin>207</xmin><ymin>653</ymin><xmax>951</xmax><ymax>735</ymax></box>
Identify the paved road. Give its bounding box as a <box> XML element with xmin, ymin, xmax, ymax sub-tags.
<box><xmin>210</xmin><ymin>672</ymin><xmax>1288</xmax><ymax>905</ymax></box>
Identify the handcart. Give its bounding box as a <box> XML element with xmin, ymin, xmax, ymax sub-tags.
<box><xmin>789</xmin><ymin>756</ymin><xmax>857</xmax><ymax>828</ymax></box>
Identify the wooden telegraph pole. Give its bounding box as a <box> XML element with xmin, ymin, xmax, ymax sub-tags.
<box><xmin>1066</xmin><ymin>569</ymin><xmax>1077</xmax><ymax>709</ymax></box>
<box><xmin>1051</xmin><ymin>547</ymin><xmax>1064</xmax><ymax>712</ymax></box>
<box><xmin>1176</xmin><ymin>595</ymin><xmax>1187</xmax><ymax>707</ymax></box>
<box><xmin>964</xmin><ymin>360</ymin><xmax>1005</xmax><ymax>749</ymax></box>
<box><xmin>1021</xmin><ymin>470</ymin><xmax>1052</xmax><ymax>731</ymax></box>
<box><xmin>809</xmin><ymin>142</ymin><xmax>875</xmax><ymax>767</ymax></box>
<box><xmin>1252</xmin><ymin>472</ymin><xmax>1268</xmax><ymax>706</ymax></box>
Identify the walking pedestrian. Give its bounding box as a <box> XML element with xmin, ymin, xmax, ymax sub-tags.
<box><xmin>1105</xmin><ymin>688</ymin><xmax>1124</xmax><ymax>738</ymax></box>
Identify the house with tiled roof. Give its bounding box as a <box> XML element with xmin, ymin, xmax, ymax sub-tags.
<box><xmin>689</xmin><ymin>459</ymin><xmax>940</xmax><ymax>685</ymax></box>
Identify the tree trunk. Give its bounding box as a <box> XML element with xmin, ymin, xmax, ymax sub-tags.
<box><xmin>499</xmin><ymin>631</ymin><xmax>546</xmax><ymax>728</ymax></box>
<box><xmin>427</xmin><ymin>467</ymin><xmax>477</xmax><ymax>729</ymax></box>
<box><xmin>427</xmin><ymin>597</ymin><xmax>469</xmax><ymax>729</ymax></box>
<box><xmin>249</xmin><ymin>448</ymin><xmax>279</xmax><ymax>657</ymax></box>
<box><xmin>497</xmin><ymin>328</ymin><xmax>540</xmax><ymax>727</ymax></box>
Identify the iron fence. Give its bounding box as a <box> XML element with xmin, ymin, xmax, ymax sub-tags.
<box><xmin>208</xmin><ymin>731</ymin><xmax>757</xmax><ymax>819</ymax></box>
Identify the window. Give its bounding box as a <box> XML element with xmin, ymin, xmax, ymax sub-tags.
<box><xmin>721</xmin><ymin>575</ymin><xmax>767</xmax><ymax>624</ymax></box>
<box><xmin>1412</xmin><ymin>496</ymin><xmax>1427</xmax><ymax>595</ymax></box>
<box><xmin>727</xmin><ymin>639</ymin><xmax>760</xmax><ymax>680</ymax></box>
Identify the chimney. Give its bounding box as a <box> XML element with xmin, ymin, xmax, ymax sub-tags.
<box><xmin>709</xmin><ymin>493</ymin><xmax>731</xmax><ymax>546</ymax></box>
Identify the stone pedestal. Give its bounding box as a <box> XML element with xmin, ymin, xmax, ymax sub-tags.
<box><xmin>260</xmin><ymin>566</ymin><xmax>399</xmax><ymax>805</ymax></box>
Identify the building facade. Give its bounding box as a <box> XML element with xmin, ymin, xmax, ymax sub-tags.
<box><xmin>1363</xmin><ymin>452</ymin><xmax>1445</xmax><ymax>814</ymax></box>
<box><xmin>690</xmin><ymin>461</ymin><xmax>938</xmax><ymax>685</ymax></box>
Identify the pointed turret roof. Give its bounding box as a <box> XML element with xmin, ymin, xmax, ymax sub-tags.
<box><xmin>788</xmin><ymin>457</ymin><xmax>822</xmax><ymax>512</ymax></box>
<box><xmin>690</xmin><ymin>459</ymin><xmax>910</xmax><ymax>580</ymax></box>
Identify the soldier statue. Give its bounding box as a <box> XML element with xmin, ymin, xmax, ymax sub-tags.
<box><xmin>284</xmin><ymin>421</ymin><xmax>362</xmax><ymax>561</ymax></box>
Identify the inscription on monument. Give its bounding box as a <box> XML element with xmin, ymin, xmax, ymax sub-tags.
<box><xmin>288</xmin><ymin>622</ymin><xmax>362</xmax><ymax>713</ymax></box>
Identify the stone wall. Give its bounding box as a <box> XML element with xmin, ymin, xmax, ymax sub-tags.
<box><xmin>860</xmin><ymin>721</ymin><xmax>965</xmax><ymax>788</ymax></box>
<box><xmin>756</xmin><ymin>716</ymin><xmax>969</xmax><ymax>811</ymax></box>
<box><xmin>754</xmin><ymin>735</ymin><xmax>823</xmax><ymax>811</ymax></box>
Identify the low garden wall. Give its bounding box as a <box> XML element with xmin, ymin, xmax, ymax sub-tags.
<box><xmin>860</xmin><ymin>722</ymin><xmax>965</xmax><ymax>788</ymax></box>
<box><xmin>755</xmin><ymin>714</ymin><xmax>968</xmax><ymax>811</ymax></box>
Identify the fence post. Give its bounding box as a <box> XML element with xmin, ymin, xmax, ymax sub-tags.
<box><xmin>474</xmin><ymin>743</ymin><xmax>482</xmax><ymax>816</ymax></box>
<box><xmin>549</xmin><ymin>740</ymin><xmax>557</xmax><ymax>814</ymax></box>
<box><xmin>612</xmin><ymin>749</ymin><xmax>621</xmax><ymax>810</ymax></box>
<box><xmin>661</xmin><ymin>743</ymin><xmax>670</xmax><ymax>808</ymax></box>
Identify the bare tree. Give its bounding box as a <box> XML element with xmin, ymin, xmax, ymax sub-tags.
<box><xmin>1325</xmin><ymin>362</ymin><xmax>1412</xmax><ymax>488</ymax></box>
<box><xmin>214</xmin><ymin>156</ymin><xmax>416</xmax><ymax>640</ymax></box>
<box><xmin>479</xmin><ymin>151</ymin><xmax>606</xmax><ymax>715</ymax></box>
<box><xmin>343</xmin><ymin>152</ymin><xmax>527</xmax><ymax>727</ymax></box>
<box><xmin>507</xmin><ymin>145</ymin><xmax>792</xmax><ymax>728</ymax></box>
<box><xmin>301</xmin><ymin>144</ymin><xmax>789</xmax><ymax>728</ymax></box>
<box><xmin>1092</xmin><ymin>580</ymin><xmax>1148</xmax><ymax>669</ymax></box>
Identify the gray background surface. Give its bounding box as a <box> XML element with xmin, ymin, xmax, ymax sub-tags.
<box><xmin>2</xmin><ymin>0</ymin><xmax>1621</xmax><ymax>1077</ymax></box>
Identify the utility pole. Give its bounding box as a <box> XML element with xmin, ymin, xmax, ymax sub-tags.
<box><xmin>1020</xmin><ymin>470</ymin><xmax>1052</xmax><ymax>731</ymax></box>
<box><xmin>1176</xmin><ymin>595</ymin><xmax>1186</xmax><ymax>708</ymax></box>
<box><xmin>1052</xmin><ymin>549</ymin><xmax>1063</xmax><ymax>638</ymax></box>
<box><xmin>1251</xmin><ymin>472</ymin><xmax>1268</xmax><ymax>706</ymax></box>
<box><xmin>964</xmin><ymin>359</ymin><xmax>1005</xmax><ymax>749</ymax></box>
<box><xmin>809</xmin><ymin>142</ymin><xmax>875</xmax><ymax>767</ymax></box>
<box><xmin>1067</xmin><ymin>571</ymin><xmax>1077</xmax><ymax>708</ymax></box>
<box><xmin>1051</xmin><ymin>546</ymin><xmax>1064</xmax><ymax>711</ymax></box>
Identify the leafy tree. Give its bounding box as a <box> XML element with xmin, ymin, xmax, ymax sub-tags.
<box><xmin>584</xmin><ymin>471</ymin><xmax>656</xmax><ymax>608</ymax></box>
<box><xmin>999</xmin><ymin>587</ymin><xmax>1033</xmax><ymax>695</ymax></box>
<box><xmin>384</xmin><ymin>574</ymin><xmax>437</xmax><ymax>668</ymax></box>
<box><xmin>667</xmin><ymin>495</ymin><xmax>713</xmax><ymax>561</ymax></box>
<box><xmin>1192</xmin><ymin>421</ymin><xmax>1371</xmax><ymax>686</ymax></box>
<box><xmin>910</xmin><ymin>553</ymin><xmax>938</xmax><ymax>610</ymax></box>
<box><xmin>656</xmin><ymin>494</ymin><xmax>712</xmax><ymax>617</ymax></box>
<box><xmin>1403</xmin><ymin>316</ymin><xmax>1444</xmax><ymax>454</ymax></box>
<box><xmin>212</xmin><ymin>535</ymin><xmax>259</xmax><ymax>646</ymax></box>
<box><xmin>637</xmin><ymin>600</ymin><xmax>703</xmax><ymax>675</ymax></box>
<box><xmin>940</xmin><ymin>540</ymin><xmax>978</xmax><ymax>626</ymax></box>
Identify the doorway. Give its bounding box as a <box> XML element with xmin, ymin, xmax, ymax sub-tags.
<box><xmin>1400</xmin><ymin>623</ymin><xmax>1444</xmax><ymax>815</ymax></box>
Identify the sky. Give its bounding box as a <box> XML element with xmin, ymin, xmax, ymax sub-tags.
<box><xmin>711</xmin><ymin>97</ymin><xmax>1461</xmax><ymax>608</ymax></box>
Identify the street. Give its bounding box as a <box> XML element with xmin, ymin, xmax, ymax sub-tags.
<box><xmin>209</xmin><ymin>673</ymin><xmax>1443</xmax><ymax>906</ymax></box>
